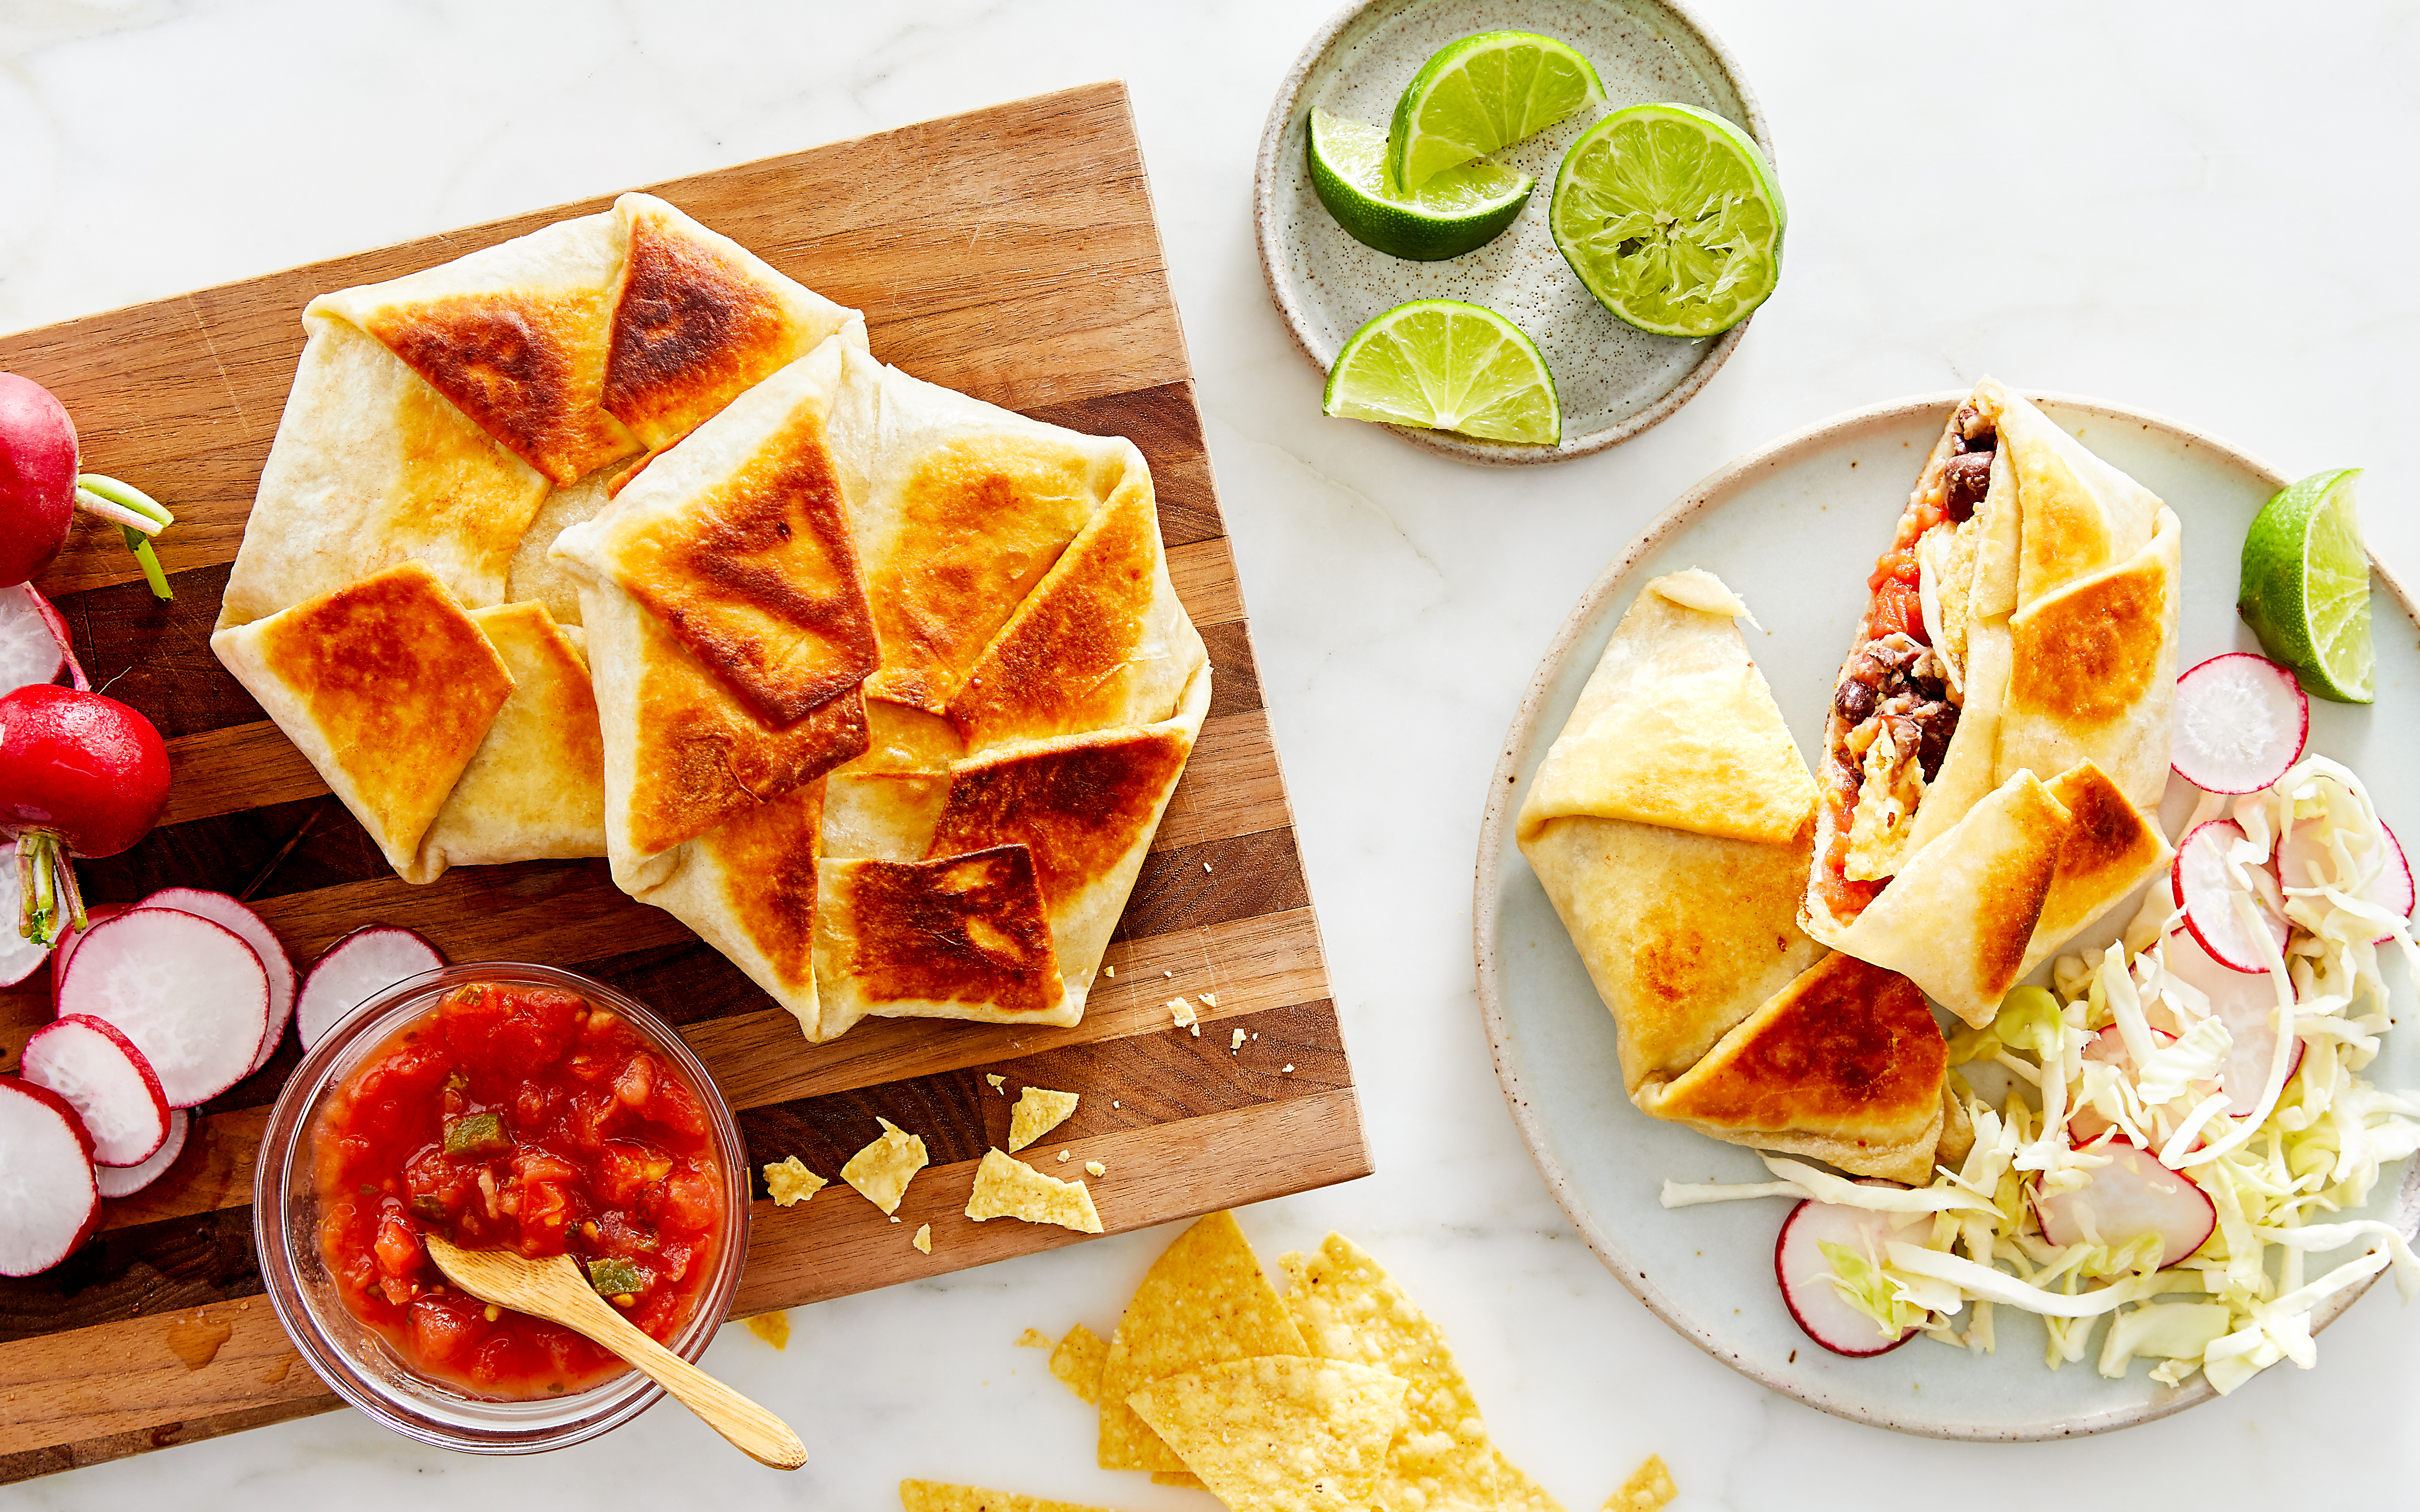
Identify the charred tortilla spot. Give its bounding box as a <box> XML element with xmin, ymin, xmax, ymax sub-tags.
<box><xmin>1656</xmin><ymin>955</ymin><xmax>1944</xmax><ymax>1130</ymax></box>
<box><xmin>928</xmin><ymin>730</ymin><xmax>1192</xmax><ymax>909</ymax></box>
<box><xmin>824</xmin><ymin>845</ymin><xmax>1062</xmax><ymax>1014</ymax></box>
<box><xmin>604</xmin><ymin>212</ymin><xmax>796</xmax><ymax>445</ymax></box>
<box><xmin>700</xmin><ymin>778</ymin><xmax>824</xmax><ymax>993</ymax></box>
<box><xmin>2007</xmin><ymin>563</ymin><xmax>2166</xmax><ymax>725</ymax></box>
<box><xmin>1969</xmin><ymin>828</ymin><xmax>2063</xmax><ymax>998</ymax></box>
<box><xmin>370</xmin><ymin>292</ymin><xmax>632</xmax><ymax>487</ymax></box>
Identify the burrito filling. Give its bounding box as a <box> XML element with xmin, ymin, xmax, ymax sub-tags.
<box><xmin>1817</xmin><ymin>408</ymin><xmax>1997</xmax><ymax>916</ymax></box>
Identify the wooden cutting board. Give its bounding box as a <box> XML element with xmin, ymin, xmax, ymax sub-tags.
<box><xmin>0</xmin><ymin>81</ymin><xmax>1364</xmax><ymax>1484</ymax></box>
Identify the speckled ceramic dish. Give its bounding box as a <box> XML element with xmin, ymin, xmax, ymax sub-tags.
<box><xmin>1475</xmin><ymin>393</ymin><xmax>2420</xmax><ymax>1437</ymax></box>
<box><xmin>1254</xmin><ymin>0</ymin><xmax>1771</xmax><ymax>465</ymax></box>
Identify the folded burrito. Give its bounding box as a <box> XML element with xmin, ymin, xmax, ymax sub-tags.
<box><xmin>1517</xmin><ymin>569</ymin><xmax>1961</xmax><ymax>1182</ymax></box>
<box><xmin>1804</xmin><ymin>382</ymin><xmax>2177</xmax><ymax>1025</ymax></box>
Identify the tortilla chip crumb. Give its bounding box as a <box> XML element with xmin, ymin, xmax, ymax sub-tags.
<box><xmin>986</xmin><ymin>1073</ymin><xmax>1006</xmax><ymax>1092</ymax></box>
<box><xmin>965</xmin><ymin>1148</ymin><xmax>1103</xmax><ymax>1232</ymax></box>
<box><xmin>1103</xmin><ymin>965</ymin><xmax>1114</xmax><ymax>977</ymax></box>
<box><xmin>1230</xmin><ymin>1028</ymin><xmax>1246</xmax><ymax>1052</ymax></box>
<box><xmin>1049</xmin><ymin>1323</ymin><xmax>1110</xmax><ymax>1404</ymax></box>
<box><xmin>1016</xmin><ymin>1327</ymin><xmax>1053</xmax><ymax>1349</ymax></box>
<box><xmin>744</xmin><ymin>1312</ymin><xmax>790</xmax><ymax>1350</ymax></box>
<box><xmin>913</xmin><ymin>1223</ymin><xmax>933</xmax><ymax>1254</ymax></box>
<box><xmin>1282</xmin><ymin>1064</ymin><xmax>1295</xmax><ymax>1074</ymax></box>
<box><xmin>1058</xmin><ymin>1150</ymin><xmax>1071</xmax><ymax>1162</ymax></box>
<box><xmin>1607</xmin><ymin>1454</ymin><xmax>1677</xmax><ymax>1511</ymax></box>
<box><xmin>841</xmin><ymin>1117</ymin><xmax>929</xmax><ymax>1215</ymax></box>
<box><xmin>761</xmin><ymin>1156</ymin><xmax>826</xmax><ymax>1207</ymax></box>
<box><xmin>1166</xmin><ymin>996</ymin><xmax>1197</xmax><ymax>1030</ymax></box>
<box><xmin>1008</xmin><ymin>1087</ymin><xmax>1080</xmax><ymax>1153</ymax></box>
<box><xmin>1200</xmin><ymin>992</ymin><xmax>1219</xmax><ymax>1008</ymax></box>
<box><xmin>1086</xmin><ymin>1160</ymin><xmax>1106</xmax><ymax>1177</ymax></box>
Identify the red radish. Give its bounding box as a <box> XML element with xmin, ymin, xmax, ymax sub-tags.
<box><xmin>2035</xmin><ymin>1143</ymin><xmax>2215</xmax><ymax>1267</ymax></box>
<box><xmin>137</xmin><ymin>888</ymin><xmax>294</xmax><ymax>1075</ymax></box>
<box><xmin>1774</xmin><ymin>1189</ymin><xmax>1929</xmax><ymax>1357</ymax></box>
<box><xmin>2173</xmin><ymin>819</ymin><xmax>2288</xmax><ymax>973</ymax></box>
<box><xmin>296</xmin><ymin>925</ymin><xmax>447</xmax><ymax>1052</ymax></box>
<box><xmin>2070</xmin><ymin>1025</ymin><xmax>2181</xmax><ymax>1144</ymax></box>
<box><xmin>2278</xmin><ymin>816</ymin><xmax>2416</xmax><ymax>943</ymax></box>
<box><xmin>2161</xmin><ymin>928</ymin><xmax>2302</xmax><ymax>1114</ymax></box>
<box><xmin>47</xmin><ymin>900</ymin><xmax>126</xmax><ymax>1002</ymax></box>
<box><xmin>57</xmin><ymin>909</ymin><xmax>268</xmax><ymax>1109</ymax></box>
<box><xmin>0</xmin><ymin>583</ymin><xmax>85</xmax><ymax>694</ymax></box>
<box><xmin>18</xmin><ymin>1015</ymin><xmax>169</xmax><ymax>1167</ymax></box>
<box><xmin>0</xmin><ymin>372</ymin><xmax>176</xmax><ymax>598</ymax></box>
<box><xmin>2169</xmin><ymin>653</ymin><xmax>2308</xmax><ymax>794</ymax></box>
<box><xmin>0</xmin><ymin>685</ymin><xmax>172</xmax><ymax>946</ymax></box>
<box><xmin>0</xmin><ymin>841</ymin><xmax>49</xmax><ymax>989</ymax></box>
<box><xmin>97</xmin><ymin>1107</ymin><xmax>188</xmax><ymax>1200</ymax></box>
<box><xmin>0</xmin><ymin>1076</ymin><xmax>100</xmax><ymax>1275</ymax></box>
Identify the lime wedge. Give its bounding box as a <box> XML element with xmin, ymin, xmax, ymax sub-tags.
<box><xmin>1387</xmin><ymin>31</ymin><xmax>1605</xmax><ymax>196</ymax></box>
<box><xmin>1549</xmin><ymin>102</ymin><xmax>1785</xmax><ymax>338</ymax></box>
<box><xmin>2240</xmin><ymin>467</ymin><xmax>2374</xmax><ymax>703</ymax></box>
<box><xmin>1323</xmin><ymin>299</ymin><xmax>1559</xmax><ymax>445</ymax></box>
<box><xmin>1308</xmin><ymin>109</ymin><xmax>1533</xmax><ymax>261</ymax></box>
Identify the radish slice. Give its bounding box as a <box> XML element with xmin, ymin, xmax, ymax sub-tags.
<box><xmin>0</xmin><ymin>841</ymin><xmax>51</xmax><ymax>989</ymax></box>
<box><xmin>2170</xmin><ymin>653</ymin><xmax>2308</xmax><ymax>794</ymax></box>
<box><xmin>97</xmin><ymin>1108</ymin><xmax>189</xmax><ymax>1199</ymax></box>
<box><xmin>2160</xmin><ymin>928</ymin><xmax>2302</xmax><ymax>1114</ymax></box>
<box><xmin>2035</xmin><ymin>1143</ymin><xmax>2215</xmax><ymax>1267</ymax></box>
<box><xmin>138</xmin><ymin>888</ymin><xmax>295</xmax><ymax>1075</ymax></box>
<box><xmin>0</xmin><ymin>1077</ymin><xmax>100</xmax><ymax>1275</ymax></box>
<box><xmin>2278</xmin><ymin>817</ymin><xmax>2416</xmax><ymax>944</ymax></box>
<box><xmin>57</xmin><ymin>910</ymin><xmax>269</xmax><ymax>1109</ymax></box>
<box><xmin>2173</xmin><ymin>819</ymin><xmax>2288</xmax><ymax>973</ymax></box>
<box><xmin>47</xmin><ymin>901</ymin><xmax>126</xmax><ymax>1003</ymax></box>
<box><xmin>0</xmin><ymin>582</ymin><xmax>78</xmax><ymax>694</ymax></box>
<box><xmin>1774</xmin><ymin>1189</ymin><xmax>1929</xmax><ymax>1356</ymax></box>
<box><xmin>296</xmin><ymin>926</ymin><xmax>447</xmax><ymax>1052</ymax></box>
<box><xmin>18</xmin><ymin>1015</ymin><xmax>169</xmax><ymax>1167</ymax></box>
<box><xmin>2070</xmin><ymin>1025</ymin><xmax>2181</xmax><ymax>1144</ymax></box>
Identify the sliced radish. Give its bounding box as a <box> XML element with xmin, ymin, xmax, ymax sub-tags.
<box><xmin>47</xmin><ymin>900</ymin><xmax>126</xmax><ymax>1002</ymax></box>
<box><xmin>2173</xmin><ymin>819</ymin><xmax>2288</xmax><ymax>973</ymax></box>
<box><xmin>2170</xmin><ymin>653</ymin><xmax>2308</xmax><ymax>795</ymax></box>
<box><xmin>0</xmin><ymin>1076</ymin><xmax>100</xmax><ymax>1275</ymax></box>
<box><xmin>2160</xmin><ymin>928</ymin><xmax>2302</xmax><ymax>1115</ymax></box>
<box><xmin>1775</xmin><ymin>1188</ymin><xmax>1929</xmax><ymax>1357</ymax></box>
<box><xmin>0</xmin><ymin>582</ymin><xmax>82</xmax><ymax>694</ymax></box>
<box><xmin>0</xmin><ymin>840</ymin><xmax>51</xmax><ymax>989</ymax></box>
<box><xmin>2035</xmin><ymin>1143</ymin><xmax>2215</xmax><ymax>1267</ymax></box>
<box><xmin>296</xmin><ymin>925</ymin><xmax>447</xmax><ymax>1053</ymax></box>
<box><xmin>2070</xmin><ymin>1025</ymin><xmax>2180</xmax><ymax>1144</ymax></box>
<box><xmin>2278</xmin><ymin>816</ymin><xmax>2416</xmax><ymax>944</ymax></box>
<box><xmin>57</xmin><ymin>909</ymin><xmax>268</xmax><ymax>1109</ymax></box>
<box><xmin>18</xmin><ymin>1015</ymin><xmax>169</xmax><ymax>1167</ymax></box>
<box><xmin>97</xmin><ymin>1108</ymin><xmax>189</xmax><ymax>1199</ymax></box>
<box><xmin>138</xmin><ymin>888</ymin><xmax>295</xmax><ymax>1075</ymax></box>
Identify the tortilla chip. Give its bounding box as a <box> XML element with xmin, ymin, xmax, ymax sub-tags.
<box><xmin>1098</xmin><ymin>1210</ymin><xmax>1308</xmax><ymax>1472</ymax></box>
<box><xmin>1281</xmin><ymin>1232</ymin><xmax>1501</xmax><ymax>1512</ymax></box>
<box><xmin>1008</xmin><ymin>1088</ymin><xmax>1080</xmax><ymax>1153</ymax></box>
<box><xmin>1606</xmin><ymin>1456</ymin><xmax>1676</xmax><ymax>1512</ymax></box>
<box><xmin>1051</xmin><ymin>1323</ymin><xmax>1110</xmax><ymax>1404</ymax></box>
<box><xmin>1151</xmin><ymin>1474</ymin><xmax>1203</xmax><ymax>1488</ymax></box>
<box><xmin>841</xmin><ymin>1117</ymin><xmax>928</xmax><ymax>1215</ymax></box>
<box><xmin>898</xmin><ymin>1483</ymin><xmax>1130</xmax><ymax>1512</ymax></box>
<box><xmin>745</xmin><ymin>1312</ymin><xmax>789</xmax><ymax>1350</ymax></box>
<box><xmin>762</xmin><ymin>1156</ymin><xmax>826</xmax><ymax>1207</ymax></box>
<box><xmin>1016</xmin><ymin>1327</ymin><xmax>1052</xmax><ymax>1349</ymax></box>
<box><xmin>1126</xmin><ymin>1356</ymin><xmax>1408</xmax><ymax>1512</ymax></box>
<box><xmin>1498</xmin><ymin>1455</ymin><xmax>1569</xmax><ymax>1512</ymax></box>
<box><xmin>913</xmin><ymin>1223</ymin><xmax>933</xmax><ymax>1254</ymax></box>
<box><xmin>965</xmin><ymin>1148</ymin><xmax>1102</xmax><ymax>1233</ymax></box>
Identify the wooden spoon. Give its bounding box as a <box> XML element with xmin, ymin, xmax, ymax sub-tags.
<box><xmin>422</xmin><ymin>1233</ymin><xmax>805</xmax><ymax>1469</ymax></box>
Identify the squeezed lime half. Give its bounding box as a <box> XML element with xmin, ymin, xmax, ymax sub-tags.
<box><xmin>2240</xmin><ymin>467</ymin><xmax>2374</xmax><ymax>703</ymax></box>
<box><xmin>1323</xmin><ymin>299</ymin><xmax>1560</xmax><ymax>445</ymax></box>
<box><xmin>1308</xmin><ymin>109</ymin><xmax>1533</xmax><ymax>262</ymax></box>
<box><xmin>1386</xmin><ymin>31</ymin><xmax>1604</xmax><ymax>196</ymax></box>
<box><xmin>1549</xmin><ymin>102</ymin><xmax>1785</xmax><ymax>338</ymax></box>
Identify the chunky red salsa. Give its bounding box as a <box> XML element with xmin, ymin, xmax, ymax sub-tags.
<box><xmin>313</xmin><ymin>981</ymin><xmax>726</xmax><ymax>1398</ymax></box>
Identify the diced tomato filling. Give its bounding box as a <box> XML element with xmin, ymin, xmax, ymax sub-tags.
<box><xmin>314</xmin><ymin>982</ymin><xmax>725</xmax><ymax>1399</ymax></box>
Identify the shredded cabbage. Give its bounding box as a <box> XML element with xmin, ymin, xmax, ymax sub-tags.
<box><xmin>1668</xmin><ymin>758</ymin><xmax>2420</xmax><ymax>1392</ymax></box>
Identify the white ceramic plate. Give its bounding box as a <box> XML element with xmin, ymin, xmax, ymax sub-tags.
<box><xmin>1474</xmin><ymin>392</ymin><xmax>2420</xmax><ymax>1438</ymax></box>
<box><xmin>1253</xmin><ymin>0</ymin><xmax>1771</xmax><ymax>465</ymax></box>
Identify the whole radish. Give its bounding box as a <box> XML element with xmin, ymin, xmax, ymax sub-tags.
<box><xmin>0</xmin><ymin>372</ymin><xmax>177</xmax><ymax>599</ymax></box>
<box><xmin>0</xmin><ymin>685</ymin><xmax>171</xmax><ymax>945</ymax></box>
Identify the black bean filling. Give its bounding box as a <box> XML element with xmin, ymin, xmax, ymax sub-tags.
<box><xmin>1831</xmin><ymin>632</ymin><xmax>1957</xmax><ymax>783</ymax></box>
<box><xmin>1941</xmin><ymin>411</ymin><xmax>2000</xmax><ymax>522</ymax></box>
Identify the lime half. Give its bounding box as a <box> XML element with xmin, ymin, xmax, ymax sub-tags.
<box><xmin>1323</xmin><ymin>299</ymin><xmax>1559</xmax><ymax>445</ymax></box>
<box><xmin>1387</xmin><ymin>31</ymin><xmax>1604</xmax><ymax>196</ymax></box>
<box><xmin>1308</xmin><ymin>109</ymin><xmax>1533</xmax><ymax>261</ymax></box>
<box><xmin>1549</xmin><ymin>102</ymin><xmax>1785</xmax><ymax>338</ymax></box>
<box><xmin>2240</xmin><ymin>467</ymin><xmax>2374</xmax><ymax>703</ymax></box>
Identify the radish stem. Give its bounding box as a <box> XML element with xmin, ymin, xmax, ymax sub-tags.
<box><xmin>14</xmin><ymin>831</ymin><xmax>86</xmax><ymax>947</ymax></box>
<box><xmin>71</xmin><ymin>475</ymin><xmax>174</xmax><ymax>600</ymax></box>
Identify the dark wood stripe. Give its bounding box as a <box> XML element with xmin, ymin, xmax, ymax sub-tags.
<box><xmin>47</xmin><ymin>562</ymin><xmax>255</xmax><ymax>741</ymax></box>
<box><xmin>0</xmin><ymin>1205</ymin><xmax>258</xmax><ymax>1347</ymax></box>
<box><xmin>0</xmin><ymin>1398</ymin><xmax>338</xmax><ymax>1487</ymax></box>
<box><xmin>1115</xmin><ymin>828</ymin><xmax>1312</xmax><ymax>942</ymax></box>
<box><xmin>1022</xmin><ymin>380</ymin><xmax>1223</xmax><ymax>549</ymax></box>
<box><xmin>1201</xmin><ymin>620</ymin><xmax>1263</xmax><ymax>720</ymax></box>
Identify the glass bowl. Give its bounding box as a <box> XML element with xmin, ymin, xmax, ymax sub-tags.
<box><xmin>254</xmin><ymin>961</ymin><xmax>750</xmax><ymax>1455</ymax></box>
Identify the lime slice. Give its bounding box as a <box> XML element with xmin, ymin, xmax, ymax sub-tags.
<box><xmin>1308</xmin><ymin>109</ymin><xmax>1533</xmax><ymax>261</ymax></box>
<box><xmin>2240</xmin><ymin>467</ymin><xmax>2374</xmax><ymax>703</ymax></box>
<box><xmin>1549</xmin><ymin>102</ymin><xmax>1785</xmax><ymax>338</ymax></box>
<box><xmin>1323</xmin><ymin>299</ymin><xmax>1559</xmax><ymax>445</ymax></box>
<box><xmin>1387</xmin><ymin>31</ymin><xmax>1605</xmax><ymax>196</ymax></box>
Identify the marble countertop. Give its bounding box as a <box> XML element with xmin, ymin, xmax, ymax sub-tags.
<box><xmin>9</xmin><ymin>1</ymin><xmax>2420</xmax><ymax>1507</ymax></box>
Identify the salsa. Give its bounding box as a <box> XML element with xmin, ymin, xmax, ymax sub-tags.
<box><xmin>312</xmin><ymin>981</ymin><xmax>726</xmax><ymax>1399</ymax></box>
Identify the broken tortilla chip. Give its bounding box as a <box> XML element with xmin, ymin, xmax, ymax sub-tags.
<box><xmin>1097</xmin><ymin>1210</ymin><xmax>1308</xmax><ymax>1473</ymax></box>
<box><xmin>965</xmin><ymin>1148</ymin><xmax>1103</xmax><ymax>1233</ymax></box>
<box><xmin>762</xmin><ymin>1156</ymin><xmax>826</xmax><ymax>1207</ymax></box>
<box><xmin>898</xmin><ymin>1483</ymin><xmax>1129</xmax><ymax>1512</ymax></box>
<box><xmin>1051</xmin><ymin>1323</ymin><xmax>1110</xmax><ymax>1404</ymax></box>
<box><xmin>1150</xmin><ymin>1474</ymin><xmax>1203</xmax><ymax>1488</ymax></box>
<box><xmin>1008</xmin><ymin>1087</ymin><xmax>1080</xmax><ymax>1153</ymax></box>
<box><xmin>913</xmin><ymin>1223</ymin><xmax>933</xmax><ymax>1254</ymax></box>
<box><xmin>841</xmin><ymin>1117</ymin><xmax>929</xmax><ymax>1215</ymax></box>
<box><xmin>745</xmin><ymin>1312</ymin><xmax>790</xmax><ymax>1350</ymax></box>
<box><xmin>1126</xmin><ymin>1356</ymin><xmax>1408</xmax><ymax>1512</ymax></box>
<box><xmin>1605</xmin><ymin>1456</ymin><xmax>1677</xmax><ymax>1512</ymax></box>
<box><xmin>1016</xmin><ymin>1327</ymin><xmax>1053</xmax><ymax>1349</ymax></box>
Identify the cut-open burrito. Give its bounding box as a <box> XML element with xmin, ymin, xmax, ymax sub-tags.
<box><xmin>1518</xmin><ymin>570</ymin><xmax>1959</xmax><ymax>1182</ymax></box>
<box><xmin>1805</xmin><ymin>381</ymin><xmax>2177</xmax><ymax>1025</ymax></box>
